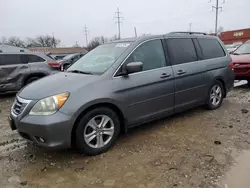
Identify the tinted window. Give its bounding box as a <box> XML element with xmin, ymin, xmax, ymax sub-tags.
<box><xmin>21</xmin><ymin>55</ymin><xmax>45</xmax><ymax>63</ymax></box>
<box><xmin>125</xmin><ymin>39</ymin><xmax>166</xmax><ymax>71</ymax></box>
<box><xmin>166</xmin><ymin>38</ymin><xmax>198</xmax><ymax>65</ymax></box>
<box><xmin>0</xmin><ymin>54</ymin><xmax>22</xmax><ymax>65</ymax></box>
<box><xmin>198</xmin><ymin>38</ymin><xmax>226</xmax><ymax>59</ymax></box>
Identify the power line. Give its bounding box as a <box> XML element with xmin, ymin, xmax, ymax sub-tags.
<box><xmin>84</xmin><ymin>25</ymin><xmax>89</xmax><ymax>46</ymax></box>
<box><xmin>210</xmin><ymin>0</ymin><xmax>226</xmax><ymax>35</ymax></box>
<box><xmin>114</xmin><ymin>7</ymin><xmax>123</xmax><ymax>39</ymax></box>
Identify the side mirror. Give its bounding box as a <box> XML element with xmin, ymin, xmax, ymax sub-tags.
<box><xmin>125</xmin><ymin>62</ymin><xmax>143</xmax><ymax>74</ymax></box>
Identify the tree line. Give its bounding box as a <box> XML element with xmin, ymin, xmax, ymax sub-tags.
<box><xmin>0</xmin><ymin>35</ymin><xmax>61</xmax><ymax>48</ymax></box>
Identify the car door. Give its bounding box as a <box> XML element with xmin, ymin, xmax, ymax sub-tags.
<box><xmin>113</xmin><ymin>39</ymin><xmax>175</xmax><ymax>125</ymax></box>
<box><xmin>0</xmin><ymin>54</ymin><xmax>30</xmax><ymax>92</ymax></box>
<box><xmin>165</xmin><ymin>37</ymin><xmax>207</xmax><ymax>112</ymax></box>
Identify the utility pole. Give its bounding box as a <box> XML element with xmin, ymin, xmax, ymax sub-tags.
<box><xmin>134</xmin><ymin>27</ymin><xmax>137</xmax><ymax>37</ymax></box>
<box><xmin>114</xmin><ymin>7</ymin><xmax>123</xmax><ymax>39</ymax></box>
<box><xmin>84</xmin><ymin>25</ymin><xmax>88</xmax><ymax>46</ymax></box>
<box><xmin>189</xmin><ymin>23</ymin><xmax>192</xmax><ymax>32</ymax></box>
<box><xmin>211</xmin><ymin>0</ymin><xmax>225</xmax><ymax>36</ymax></box>
<box><xmin>52</xmin><ymin>32</ymin><xmax>56</xmax><ymax>48</ymax></box>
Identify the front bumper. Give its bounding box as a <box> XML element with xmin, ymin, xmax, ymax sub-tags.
<box><xmin>10</xmin><ymin>109</ymin><xmax>73</xmax><ymax>149</ymax></box>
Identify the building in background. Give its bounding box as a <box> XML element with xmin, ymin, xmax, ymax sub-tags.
<box><xmin>29</xmin><ymin>47</ymin><xmax>88</xmax><ymax>60</ymax></box>
<box><xmin>220</xmin><ymin>28</ymin><xmax>250</xmax><ymax>45</ymax></box>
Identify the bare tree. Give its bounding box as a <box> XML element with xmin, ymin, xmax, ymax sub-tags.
<box><xmin>25</xmin><ymin>38</ymin><xmax>42</xmax><ymax>48</ymax></box>
<box><xmin>36</xmin><ymin>35</ymin><xmax>61</xmax><ymax>47</ymax></box>
<box><xmin>6</xmin><ymin>37</ymin><xmax>25</xmax><ymax>47</ymax></box>
<box><xmin>0</xmin><ymin>36</ymin><xmax>7</xmax><ymax>44</ymax></box>
<box><xmin>87</xmin><ymin>36</ymin><xmax>109</xmax><ymax>51</ymax></box>
<box><xmin>217</xmin><ymin>26</ymin><xmax>224</xmax><ymax>34</ymax></box>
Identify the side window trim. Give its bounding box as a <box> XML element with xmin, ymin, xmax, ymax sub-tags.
<box><xmin>192</xmin><ymin>38</ymin><xmax>203</xmax><ymax>60</ymax></box>
<box><xmin>113</xmin><ymin>38</ymin><xmax>167</xmax><ymax>77</ymax></box>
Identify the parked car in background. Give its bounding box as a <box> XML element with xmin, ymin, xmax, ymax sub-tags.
<box><xmin>0</xmin><ymin>52</ymin><xmax>60</xmax><ymax>93</ymax></box>
<box><xmin>231</xmin><ymin>40</ymin><xmax>250</xmax><ymax>86</ymax></box>
<box><xmin>225</xmin><ymin>44</ymin><xmax>239</xmax><ymax>53</ymax></box>
<box><xmin>58</xmin><ymin>53</ymin><xmax>85</xmax><ymax>71</ymax></box>
<box><xmin>9</xmin><ymin>32</ymin><xmax>234</xmax><ymax>156</ymax></box>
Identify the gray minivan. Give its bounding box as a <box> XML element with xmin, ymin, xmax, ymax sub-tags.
<box><xmin>9</xmin><ymin>32</ymin><xmax>235</xmax><ymax>155</ymax></box>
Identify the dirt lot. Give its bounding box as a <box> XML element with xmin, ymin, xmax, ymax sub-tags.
<box><xmin>0</xmin><ymin>85</ymin><xmax>250</xmax><ymax>188</ymax></box>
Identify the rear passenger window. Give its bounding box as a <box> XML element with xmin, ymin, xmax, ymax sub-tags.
<box><xmin>125</xmin><ymin>39</ymin><xmax>166</xmax><ymax>71</ymax></box>
<box><xmin>198</xmin><ymin>38</ymin><xmax>226</xmax><ymax>59</ymax></box>
<box><xmin>21</xmin><ymin>55</ymin><xmax>45</xmax><ymax>63</ymax></box>
<box><xmin>0</xmin><ymin>54</ymin><xmax>22</xmax><ymax>65</ymax></box>
<box><xmin>166</xmin><ymin>38</ymin><xmax>198</xmax><ymax>65</ymax></box>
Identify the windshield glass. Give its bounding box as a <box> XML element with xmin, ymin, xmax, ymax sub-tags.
<box><xmin>63</xmin><ymin>53</ymin><xmax>78</xmax><ymax>60</ymax></box>
<box><xmin>234</xmin><ymin>42</ymin><xmax>250</xmax><ymax>54</ymax></box>
<box><xmin>67</xmin><ymin>43</ymin><xmax>130</xmax><ymax>74</ymax></box>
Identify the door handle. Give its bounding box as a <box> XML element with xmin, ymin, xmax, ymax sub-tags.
<box><xmin>177</xmin><ymin>70</ymin><xmax>186</xmax><ymax>75</ymax></box>
<box><xmin>160</xmin><ymin>73</ymin><xmax>171</xmax><ymax>78</ymax></box>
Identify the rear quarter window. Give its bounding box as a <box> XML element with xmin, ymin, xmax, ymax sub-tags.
<box><xmin>21</xmin><ymin>55</ymin><xmax>45</xmax><ymax>63</ymax></box>
<box><xmin>198</xmin><ymin>38</ymin><xmax>226</xmax><ymax>59</ymax></box>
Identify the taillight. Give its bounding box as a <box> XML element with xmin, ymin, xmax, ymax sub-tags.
<box><xmin>229</xmin><ymin>62</ymin><xmax>234</xmax><ymax>70</ymax></box>
<box><xmin>48</xmin><ymin>62</ymin><xmax>60</xmax><ymax>68</ymax></box>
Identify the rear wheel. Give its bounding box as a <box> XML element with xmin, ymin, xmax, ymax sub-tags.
<box><xmin>247</xmin><ymin>80</ymin><xmax>250</xmax><ymax>87</ymax></box>
<box><xmin>206</xmin><ymin>81</ymin><xmax>224</xmax><ymax>110</ymax></box>
<box><xmin>75</xmin><ymin>107</ymin><xmax>120</xmax><ymax>156</ymax></box>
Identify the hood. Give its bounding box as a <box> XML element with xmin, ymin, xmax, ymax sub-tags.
<box><xmin>231</xmin><ymin>54</ymin><xmax>250</xmax><ymax>63</ymax></box>
<box><xmin>19</xmin><ymin>72</ymin><xmax>100</xmax><ymax>100</ymax></box>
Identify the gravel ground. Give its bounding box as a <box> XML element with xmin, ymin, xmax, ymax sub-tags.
<box><xmin>0</xmin><ymin>85</ymin><xmax>250</xmax><ymax>188</ymax></box>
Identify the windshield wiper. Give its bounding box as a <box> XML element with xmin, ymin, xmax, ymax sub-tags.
<box><xmin>67</xmin><ymin>70</ymin><xmax>93</xmax><ymax>75</ymax></box>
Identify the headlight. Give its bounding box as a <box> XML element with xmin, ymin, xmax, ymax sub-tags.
<box><xmin>29</xmin><ymin>93</ymin><xmax>69</xmax><ymax>116</ymax></box>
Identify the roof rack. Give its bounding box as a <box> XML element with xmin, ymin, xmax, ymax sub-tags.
<box><xmin>168</xmin><ymin>32</ymin><xmax>207</xmax><ymax>35</ymax></box>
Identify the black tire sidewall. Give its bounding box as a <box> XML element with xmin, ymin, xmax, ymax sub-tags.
<box><xmin>207</xmin><ymin>81</ymin><xmax>224</xmax><ymax>110</ymax></box>
<box><xmin>75</xmin><ymin>107</ymin><xmax>120</xmax><ymax>156</ymax></box>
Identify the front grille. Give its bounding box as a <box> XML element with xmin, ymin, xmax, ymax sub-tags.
<box><xmin>12</xmin><ymin>98</ymin><xmax>28</xmax><ymax>115</ymax></box>
<box><xmin>234</xmin><ymin>68</ymin><xmax>250</xmax><ymax>73</ymax></box>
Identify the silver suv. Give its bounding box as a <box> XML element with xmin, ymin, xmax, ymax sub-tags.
<box><xmin>9</xmin><ymin>32</ymin><xmax>235</xmax><ymax>155</ymax></box>
<box><xmin>0</xmin><ymin>52</ymin><xmax>59</xmax><ymax>93</ymax></box>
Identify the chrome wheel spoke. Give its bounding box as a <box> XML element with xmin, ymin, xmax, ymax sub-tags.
<box><xmin>103</xmin><ymin>127</ymin><xmax>114</xmax><ymax>136</ymax></box>
<box><xmin>85</xmin><ymin>131</ymin><xmax>96</xmax><ymax>143</ymax></box>
<box><xmin>87</xmin><ymin>118</ymin><xmax>98</xmax><ymax>129</ymax></box>
<box><xmin>216</xmin><ymin>87</ymin><xmax>221</xmax><ymax>94</ymax></box>
<box><xmin>99</xmin><ymin>115</ymin><xmax>110</xmax><ymax>128</ymax></box>
<box><xmin>96</xmin><ymin>135</ymin><xmax>104</xmax><ymax>148</ymax></box>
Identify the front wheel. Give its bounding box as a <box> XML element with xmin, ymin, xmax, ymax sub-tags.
<box><xmin>75</xmin><ymin>107</ymin><xmax>120</xmax><ymax>156</ymax></box>
<box><xmin>206</xmin><ymin>81</ymin><xmax>224</xmax><ymax>110</ymax></box>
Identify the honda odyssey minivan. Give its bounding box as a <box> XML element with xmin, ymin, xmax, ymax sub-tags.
<box><xmin>9</xmin><ymin>32</ymin><xmax>235</xmax><ymax>156</ymax></box>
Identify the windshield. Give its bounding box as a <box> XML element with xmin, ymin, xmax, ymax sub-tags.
<box><xmin>234</xmin><ymin>42</ymin><xmax>250</xmax><ymax>54</ymax></box>
<box><xmin>67</xmin><ymin>43</ymin><xmax>130</xmax><ymax>74</ymax></box>
<box><xmin>63</xmin><ymin>53</ymin><xmax>78</xmax><ymax>60</ymax></box>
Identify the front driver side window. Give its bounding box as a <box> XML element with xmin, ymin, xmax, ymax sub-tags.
<box><xmin>125</xmin><ymin>39</ymin><xmax>166</xmax><ymax>71</ymax></box>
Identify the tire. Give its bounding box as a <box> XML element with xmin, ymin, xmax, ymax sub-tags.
<box><xmin>247</xmin><ymin>80</ymin><xmax>250</xmax><ymax>87</ymax></box>
<box><xmin>75</xmin><ymin>107</ymin><xmax>120</xmax><ymax>156</ymax></box>
<box><xmin>206</xmin><ymin>81</ymin><xmax>224</xmax><ymax>110</ymax></box>
<box><xmin>25</xmin><ymin>77</ymin><xmax>40</xmax><ymax>85</ymax></box>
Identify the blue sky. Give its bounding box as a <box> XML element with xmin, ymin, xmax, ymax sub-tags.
<box><xmin>1</xmin><ymin>0</ymin><xmax>250</xmax><ymax>46</ymax></box>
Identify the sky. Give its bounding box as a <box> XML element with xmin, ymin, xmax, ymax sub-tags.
<box><xmin>0</xmin><ymin>0</ymin><xmax>250</xmax><ymax>47</ymax></box>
